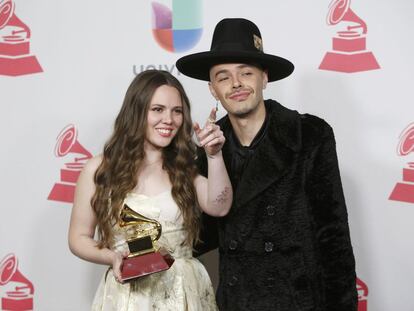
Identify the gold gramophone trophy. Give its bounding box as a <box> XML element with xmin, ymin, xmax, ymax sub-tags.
<box><xmin>119</xmin><ymin>204</ymin><xmax>174</xmax><ymax>281</ymax></box>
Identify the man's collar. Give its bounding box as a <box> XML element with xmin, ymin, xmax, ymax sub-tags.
<box><xmin>265</xmin><ymin>99</ymin><xmax>302</xmax><ymax>152</ymax></box>
<box><xmin>217</xmin><ymin>99</ymin><xmax>302</xmax><ymax>152</ymax></box>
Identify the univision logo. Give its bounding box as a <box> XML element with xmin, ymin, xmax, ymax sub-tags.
<box><xmin>152</xmin><ymin>0</ymin><xmax>202</xmax><ymax>53</ymax></box>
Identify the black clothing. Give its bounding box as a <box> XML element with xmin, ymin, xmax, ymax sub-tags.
<box><xmin>196</xmin><ymin>100</ymin><xmax>357</xmax><ymax>311</ymax></box>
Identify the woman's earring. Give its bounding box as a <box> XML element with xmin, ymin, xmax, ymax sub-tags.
<box><xmin>215</xmin><ymin>100</ymin><xmax>219</xmax><ymax>111</ymax></box>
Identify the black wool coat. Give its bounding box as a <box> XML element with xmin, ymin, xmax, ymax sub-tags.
<box><xmin>195</xmin><ymin>100</ymin><xmax>357</xmax><ymax>311</ymax></box>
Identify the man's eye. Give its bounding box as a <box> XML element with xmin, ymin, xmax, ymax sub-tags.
<box><xmin>242</xmin><ymin>72</ymin><xmax>252</xmax><ymax>76</ymax></box>
<box><xmin>218</xmin><ymin>77</ymin><xmax>228</xmax><ymax>82</ymax></box>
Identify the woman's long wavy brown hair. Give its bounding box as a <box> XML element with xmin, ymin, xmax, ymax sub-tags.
<box><xmin>91</xmin><ymin>70</ymin><xmax>200</xmax><ymax>248</ymax></box>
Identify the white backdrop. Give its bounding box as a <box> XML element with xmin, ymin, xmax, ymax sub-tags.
<box><xmin>1</xmin><ymin>0</ymin><xmax>414</xmax><ymax>310</ymax></box>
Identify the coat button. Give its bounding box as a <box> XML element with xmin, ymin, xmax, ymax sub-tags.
<box><xmin>264</xmin><ymin>241</ymin><xmax>274</xmax><ymax>253</ymax></box>
<box><xmin>266</xmin><ymin>205</ymin><xmax>276</xmax><ymax>216</ymax></box>
<box><xmin>229</xmin><ymin>240</ymin><xmax>238</xmax><ymax>250</ymax></box>
<box><xmin>228</xmin><ymin>275</ymin><xmax>238</xmax><ymax>286</ymax></box>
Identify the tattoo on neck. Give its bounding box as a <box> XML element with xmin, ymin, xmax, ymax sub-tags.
<box><xmin>215</xmin><ymin>187</ymin><xmax>230</xmax><ymax>204</ymax></box>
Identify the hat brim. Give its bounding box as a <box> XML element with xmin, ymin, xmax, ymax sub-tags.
<box><xmin>176</xmin><ymin>50</ymin><xmax>294</xmax><ymax>82</ymax></box>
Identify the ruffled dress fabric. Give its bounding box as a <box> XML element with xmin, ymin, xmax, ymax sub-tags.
<box><xmin>91</xmin><ymin>191</ymin><xmax>217</xmax><ymax>311</ymax></box>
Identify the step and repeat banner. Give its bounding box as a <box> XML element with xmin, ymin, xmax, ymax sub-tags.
<box><xmin>1</xmin><ymin>0</ymin><xmax>413</xmax><ymax>310</ymax></box>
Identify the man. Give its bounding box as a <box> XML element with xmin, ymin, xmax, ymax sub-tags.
<box><xmin>176</xmin><ymin>18</ymin><xmax>357</xmax><ymax>311</ymax></box>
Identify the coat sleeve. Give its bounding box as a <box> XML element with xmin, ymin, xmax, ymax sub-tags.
<box><xmin>306</xmin><ymin>124</ymin><xmax>358</xmax><ymax>310</ymax></box>
<box><xmin>193</xmin><ymin>147</ymin><xmax>219</xmax><ymax>257</ymax></box>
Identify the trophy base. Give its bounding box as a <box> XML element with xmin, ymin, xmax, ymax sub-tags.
<box><xmin>121</xmin><ymin>251</ymin><xmax>174</xmax><ymax>282</ymax></box>
<box><xmin>0</xmin><ymin>41</ymin><xmax>30</xmax><ymax>56</ymax></box>
<box><xmin>358</xmin><ymin>300</ymin><xmax>367</xmax><ymax>311</ymax></box>
<box><xmin>389</xmin><ymin>182</ymin><xmax>414</xmax><ymax>204</ymax></box>
<box><xmin>319</xmin><ymin>51</ymin><xmax>380</xmax><ymax>73</ymax></box>
<box><xmin>47</xmin><ymin>183</ymin><xmax>76</xmax><ymax>203</ymax></box>
<box><xmin>60</xmin><ymin>168</ymin><xmax>81</xmax><ymax>183</ymax></box>
<box><xmin>333</xmin><ymin>36</ymin><xmax>366</xmax><ymax>52</ymax></box>
<box><xmin>2</xmin><ymin>296</ymin><xmax>33</xmax><ymax>310</ymax></box>
<box><xmin>0</xmin><ymin>55</ymin><xmax>42</xmax><ymax>76</ymax></box>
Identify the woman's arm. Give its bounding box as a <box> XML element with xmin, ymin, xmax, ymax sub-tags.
<box><xmin>68</xmin><ymin>155</ymin><xmax>126</xmax><ymax>281</ymax></box>
<box><xmin>194</xmin><ymin>109</ymin><xmax>233</xmax><ymax>217</ymax></box>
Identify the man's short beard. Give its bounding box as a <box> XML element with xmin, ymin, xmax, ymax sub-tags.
<box><xmin>232</xmin><ymin>107</ymin><xmax>254</xmax><ymax>118</ymax></box>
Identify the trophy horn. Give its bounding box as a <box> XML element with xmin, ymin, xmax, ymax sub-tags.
<box><xmin>356</xmin><ymin>278</ymin><xmax>368</xmax><ymax>299</ymax></box>
<box><xmin>397</xmin><ymin>123</ymin><xmax>414</xmax><ymax>156</ymax></box>
<box><xmin>0</xmin><ymin>253</ymin><xmax>34</xmax><ymax>295</ymax></box>
<box><xmin>0</xmin><ymin>0</ymin><xmax>15</xmax><ymax>29</ymax></box>
<box><xmin>54</xmin><ymin>124</ymin><xmax>92</xmax><ymax>161</ymax></box>
<box><xmin>0</xmin><ymin>0</ymin><xmax>31</xmax><ymax>37</ymax></box>
<box><xmin>327</xmin><ymin>0</ymin><xmax>367</xmax><ymax>34</ymax></box>
<box><xmin>120</xmin><ymin>204</ymin><xmax>162</xmax><ymax>241</ymax></box>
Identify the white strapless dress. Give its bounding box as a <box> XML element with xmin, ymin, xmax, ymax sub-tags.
<box><xmin>91</xmin><ymin>191</ymin><xmax>218</xmax><ymax>311</ymax></box>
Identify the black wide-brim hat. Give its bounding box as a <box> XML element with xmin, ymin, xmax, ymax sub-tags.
<box><xmin>176</xmin><ymin>18</ymin><xmax>294</xmax><ymax>82</ymax></box>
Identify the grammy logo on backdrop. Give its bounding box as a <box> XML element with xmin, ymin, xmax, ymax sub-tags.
<box><xmin>357</xmin><ymin>278</ymin><xmax>368</xmax><ymax>311</ymax></box>
<box><xmin>389</xmin><ymin>123</ymin><xmax>414</xmax><ymax>204</ymax></box>
<box><xmin>48</xmin><ymin>124</ymin><xmax>92</xmax><ymax>204</ymax></box>
<box><xmin>0</xmin><ymin>0</ymin><xmax>42</xmax><ymax>76</ymax></box>
<box><xmin>319</xmin><ymin>0</ymin><xmax>380</xmax><ymax>73</ymax></box>
<box><xmin>0</xmin><ymin>253</ymin><xmax>34</xmax><ymax>311</ymax></box>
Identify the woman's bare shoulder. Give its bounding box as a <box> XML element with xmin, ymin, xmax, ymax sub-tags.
<box><xmin>82</xmin><ymin>154</ymin><xmax>103</xmax><ymax>176</ymax></box>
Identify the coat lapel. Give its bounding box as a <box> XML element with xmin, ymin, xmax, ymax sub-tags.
<box><xmin>230</xmin><ymin>100</ymin><xmax>303</xmax><ymax>208</ymax></box>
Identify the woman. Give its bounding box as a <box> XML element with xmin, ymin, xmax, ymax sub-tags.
<box><xmin>68</xmin><ymin>70</ymin><xmax>232</xmax><ymax>310</ymax></box>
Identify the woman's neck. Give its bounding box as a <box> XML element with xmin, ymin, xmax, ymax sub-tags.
<box><xmin>143</xmin><ymin>144</ymin><xmax>163</xmax><ymax>166</ymax></box>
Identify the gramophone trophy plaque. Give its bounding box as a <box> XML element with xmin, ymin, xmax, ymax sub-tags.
<box><xmin>0</xmin><ymin>0</ymin><xmax>42</xmax><ymax>76</ymax></box>
<box><xmin>119</xmin><ymin>204</ymin><xmax>174</xmax><ymax>282</ymax></box>
<box><xmin>389</xmin><ymin>123</ymin><xmax>414</xmax><ymax>204</ymax></box>
<box><xmin>319</xmin><ymin>0</ymin><xmax>380</xmax><ymax>73</ymax></box>
<box><xmin>48</xmin><ymin>124</ymin><xmax>92</xmax><ymax>203</ymax></box>
<box><xmin>0</xmin><ymin>253</ymin><xmax>34</xmax><ymax>311</ymax></box>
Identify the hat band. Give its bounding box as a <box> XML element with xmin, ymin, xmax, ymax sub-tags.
<box><xmin>211</xmin><ymin>42</ymin><xmax>263</xmax><ymax>54</ymax></box>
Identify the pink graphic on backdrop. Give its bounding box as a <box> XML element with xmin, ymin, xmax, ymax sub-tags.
<box><xmin>48</xmin><ymin>124</ymin><xmax>92</xmax><ymax>204</ymax></box>
<box><xmin>389</xmin><ymin>123</ymin><xmax>414</xmax><ymax>204</ymax></box>
<box><xmin>319</xmin><ymin>0</ymin><xmax>380</xmax><ymax>73</ymax></box>
<box><xmin>0</xmin><ymin>0</ymin><xmax>42</xmax><ymax>76</ymax></box>
<box><xmin>357</xmin><ymin>278</ymin><xmax>368</xmax><ymax>311</ymax></box>
<box><xmin>0</xmin><ymin>254</ymin><xmax>34</xmax><ymax>311</ymax></box>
